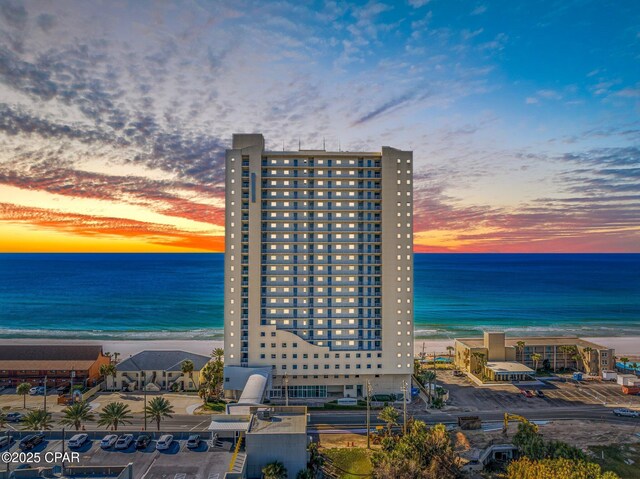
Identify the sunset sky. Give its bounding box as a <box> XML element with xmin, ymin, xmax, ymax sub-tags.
<box><xmin>0</xmin><ymin>0</ymin><xmax>638</xmax><ymax>252</ymax></box>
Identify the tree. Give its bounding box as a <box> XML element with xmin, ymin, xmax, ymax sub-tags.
<box><xmin>145</xmin><ymin>397</ymin><xmax>174</xmax><ymax>431</ymax></box>
<box><xmin>212</xmin><ymin>348</ymin><xmax>224</xmax><ymax>362</ymax></box>
<box><xmin>199</xmin><ymin>358</ymin><xmax>224</xmax><ymax>404</ymax></box>
<box><xmin>307</xmin><ymin>442</ymin><xmax>324</xmax><ymax>474</ymax></box>
<box><xmin>97</xmin><ymin>402</ymin><xmax>133</xmax><ymax>431</ymax></box>
<box><xmin>531</xmin><ymin>353</ymin><xmax>543</xmax><ymax>372</ymax></box>
<box><xmin>378</xmin><ymin>406</ymin><xmax>400</xmax><ymax>436</ymax></box>
<box><xmin>446</xmin><ymin>346</ymin><xmax>454</xmax><ymax>358</ymax></box>
<box><xmin>371</xmin><ymin>421</ymin><xmax>461</xmax><ymax>479</ymax></box>
<box><xmin>60</xmin><ymin>401</ymin><xmax>94</xmax><ymax>431</ymax></box>
<box><xmin>181</xmin><ymin>359</ymin><xmax>197</xmax><ymax>390</ymax></box>
<box><xmin>99</xmin><ymin>363</ymin><xmax>117</xmax><ymax>391</ymax></box>
<box><xmin>558</xmin><ymin>345</ymin><xmax>575</xmax><ymax>371</ymax></box>
<box><xmin>582</xmin><ymin>347</ymin><xmax>594</xmax><ymax>374</ymax></box>
<box><xmin>295</xmin><ymin>470</ymin><xmax>313</xmax><ymax>479</ymax></box>
<box><xmin>0</xmin><ymin>411</ymin><xmax>6</xmax><ymax>428</ymax></box>
<box><xmin>513</xmin><ymin>422</ymin><xmax>586</xmax><ymax>462</ymax></box>
<box><xmin>471</xmin><ymin>352</ymin><xmax>487</xmax><ymax>375</ymax></box>
<box><xmin>506</xmin><ymin>457</ymin><xmax>619</xmax><ymax>479</ymax></box>
<box><xmin>516</xmin><ymin>341</ymin><xmax>526</xmax><ymax>362</ymax></box>
<box><xmin>262</xmin><ymin>460</ymin><xmax>288</xmax><ymax>479</ymax></box>
<box><xmin>22</xmin><ymin>409</ymin><xmax>53</xmax><ymax>430</ymax></box>
<box><xmin>421</xmin><ymin>371</ymin><xmax>436</xmax><ymax>405</ymax></box>
<box><xmin>17</xmin><ymin>382</ymin><xmax>31</xmax><ymax>409</ymax></box>
<box><xmin>619</xmin><ymin>357</ymin><xmax>629</xmax><ymax>372</ymax></box>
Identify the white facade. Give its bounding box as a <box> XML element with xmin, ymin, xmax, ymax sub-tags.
<box><xmin>224</xmin><ymin>134</ymin><xmax>413</xmax><ymax>399</ymax></box>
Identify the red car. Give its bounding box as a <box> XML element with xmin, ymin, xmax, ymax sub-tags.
<box><xmin>521</xmin><ymin>390</ymin><xmax>534</xmax><ymax>398</ymax></box>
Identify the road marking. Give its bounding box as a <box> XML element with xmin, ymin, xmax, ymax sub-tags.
<box><xmin>190</xmin><ymin>420</ymin><xmax>208</xmax><ymax>431</ymax></box>
<box><xmin>208</xmin><ymin>474</ymin><xmax>220</xmax><ymax>479</ymax></box>
<box><xmin>175</xmin><ymin>474</ymin><xmax>186</xmax><ymax>479</ymax></box>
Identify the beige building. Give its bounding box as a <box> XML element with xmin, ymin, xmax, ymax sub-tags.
<box><xmin>454</xmin><ymin>332</ymin><xmax>615</xmax><ymax>380</ymax></box>
<box><xmin>224</xmin><ymin>134</ymin><xmax>413</xmax><ymax>400</ymax></box>
<box><xmin>114</xmin><ymin>350</ymin><xmax>210</xmax><ymax>392</ymax></box>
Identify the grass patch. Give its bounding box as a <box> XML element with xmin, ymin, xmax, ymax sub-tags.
<box><xmin>203</xmin><ymin>401</ymin><xmax>226</xmax><ymax>412</ymax></box>
<box><xmin>323</xmin><ymin>448</ymin><xmax>372</xmax><ymax>479</ymax></box>
<box><xmin>589</xmin><ymin>444</ymin><xmax>640</xmax><ymax>479</ymax></box>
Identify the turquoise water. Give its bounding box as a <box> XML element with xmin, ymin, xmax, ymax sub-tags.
<box><xmin>0</xmin><ymin>253</ymin><xmax>638</xmax><ymax>340</ymax></box>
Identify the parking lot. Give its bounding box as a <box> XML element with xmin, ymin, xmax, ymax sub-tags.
<box><xmin>438</xmin><ymin>370</ymin><xmax>640</xmax><ymax>413</ymax></box>
<box><xmin>0</xmin><ymin>432</ymin><xmax>235</xmax><ymax>479</ymax></box>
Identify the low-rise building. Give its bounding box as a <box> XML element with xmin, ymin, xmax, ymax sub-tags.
<box><xmin>454</xmin><ymin>332</ymin><xmax>615</xmax><ymax>379</ymax></box>
<box><xmin>114</xmin><ymin>350</ymin><xmax>210</xmax><ymax>391</ymax></box>
<box><xmin>0</xmin><ymin>345</ymin><xmax>110</xmax><ymax>388</ymax></box>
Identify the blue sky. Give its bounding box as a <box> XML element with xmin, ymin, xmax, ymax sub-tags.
<box><xmin>0</xmin><ymin>0</ymin><xmax>638</xmax><ymax>251</ymax></box>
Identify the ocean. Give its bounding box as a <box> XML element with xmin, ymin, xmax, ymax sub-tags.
<box><xmin>0</xmin><ymin>253</ymin><xmax>638</xmax><ymax>340</ymax></box>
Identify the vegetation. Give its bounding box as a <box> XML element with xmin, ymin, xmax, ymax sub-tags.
<box><xmin>516</xmin><ymin>341</ymin><xmax>526</xmax><ymax>362</ymax></box>
<box><xmin>322</xmin><ymin>448</ymin><xmax>373</xmax><ymax>479</ymax></box>
<box><xmin>262</xmin><ymin>460</ymin><xmax>288</xmax><ymax>479</ymax></box>
<box><xmin>181</xmin><ymin>359</ymin><xmax>196</xmax><ymax>389</ymax></box>
<box><xmin>371</xmin><ymin>421</ymin><xmax>461</xmax><ymax>479</ymax></box>
<box><xmin>16</xmin><ymin>382</ymin><xmax>31</xmax><ymax>409</ymax></box>
<box><xmin>531</xmin><ymin>353</ymin><xmax>543</xmax><ymax>372</ymax></box>
<box><xmin>446</xmin><ymin>345</ymin><xmax>454</xmax><ymax>357</ymax></box>
<box><xmin>199</xmin><ymin>350</ymin><xmax>224</xmax><ymax>403</ymax></box>
<box><xmin>471</xmin><ymin>351</ymin><xmax>487</xmax><ymax>375</ymax></box>
<box><xmin>506</xmin><ymin>457</ymin><xmax>619</xmax><ymax>479</ymax></box>
<box><xmin>619</xmin><ymin>357</ymin><xmax>629</xmax><ymax>371</ymax></box>
<box><xmin>559</xmin><ymin>345</ymin><xmax>577</xmax><ymax>371</ymax></box>
<box><xmin>582</xmin><ymin>347</ymin><xmax>594</xmax><ymax>374</ymax></box>
<box><xmin>99</xmin><ymin>363</ymin><xmax>117</xmax><ymax>390</ymax></box>
<box><xmin>378</xmin><ymin>406</ymin><xmax>399</xmax><ymax>436</ymax></box>
<box><xmin>145</xmin><ymin>397</ymin><xmax>174</xmax><ymax>431</ymax></box>
<box><xmin>60</xmin><ymin>401</ymin><xmax>94</xmax><ymax>431</ymax></box>
<box><xmin>0</xmin><ymin>411</ymin><xmax>6</xmax><ymax>428</ymax></box>
<box><xmin>590</xmin><ymin>444</ymin><xmax>640</xmax><ymax>479</ymax></box>
<box><xmin>203</xmin><ymin>400</ymin><xmax>226</xmax><ymax>412</ymax></box>
<box><xmin>417</xmin><ymin>371</ymin><xmax>436</xmax><ymax>405</ymax></box>
<box><xmin>513</xmin><ymin>422</ymin><xmax>586</xmax><ymax>461</ymax></box>
<box><xmin>97</xmin><ymin>402</ymin><xmax>133</xmax><ymax>431</ymax></box>
<box><xmin>22</xmin><ymin>409</ymin><xmax>53</xmax><ymax>430</ymax></box>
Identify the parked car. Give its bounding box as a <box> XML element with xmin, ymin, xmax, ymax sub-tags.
<box><xmin>156</xmin><ymin>435</ymin><xmax>173</xmax><ymax>451</ymax></box>
<box><xmin>0</xmin><ymin>435</ymin><xmax>14</xmax><ymax>448</ymax></box>
<box><xmin>114</xmin><ymin>434</ymin><xmax>134</xmax><ymax>450</ymax></box>
<box><xmin>100</xmin><ymin>434</ymin><xmax>118</xmax><ymax>449</ymax></box>
<box><xmin>28</xmin><ymin>387</ymin><xmax>39</xmax><ymax>395</ymax></box>
<box><xmin>613</xmin><ymin>408</ymin><xmax>640</xmax><ymax>418</ymax></box>
<box><xmin>68</xmin><ymin>434</ymin><xmax>89</xmax><ymax>448</ymax></box>
<box><xmin>186</xmin><ymin>434</ymin><xmax>200</xmax><ymax>449</ymax></box>
<box><xmin>56</xmin><ymin>385</ymin><xmax>70</xmax><ymax>394</ymax></box>
<box><xmin>135</xmin><ymin>435</ymin><xmax>151</xmax><ymax>449</ymax></box>
<box><xmin>535</xmin><ymin>390</ymin><xmax>545</xmax><ymax>398</ymax></box>
<box><xmin>6</xmin><ymin>412</ymin><xmax>23</xmax><ymax>422</ymax></box>
<box><xmin>19</xmin><ymin>433</ymin><xmax>45</xmax><ymax>450</ymax></box>
<box><xmin>521</xmin><ymin>390</ymin><xmax>533</xmax><ymax>398</ymax></box>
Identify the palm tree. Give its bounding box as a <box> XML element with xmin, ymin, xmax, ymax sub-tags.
<box><xmin>22</xmin><ymin>409</ymin><xmax>53</xmax><ymax>430</ymax></box>
<box><xmin>16</xmin><ymin>382</ymin><xmax>31</xmax><ymax>409</ymax></box>
<box><xmin>558</xmin><ymin>345</ymin><xmax>574</xmax><ymax>371</ymax></box>
<box><xmin>378</xmin><ymin>406</ymin><xmax>399</xmax><ymax>436</ymax></box>
<box><xmin>212</xmin><ymin>348</ymin><xmax>224</xmax><ymax>362</ymax></box>
<box><xmin>60</xmin><ymin>401</ymin><xmax>94</xmax><ymax>431</ymax></box>
<box><xmin>181</xmin><ymin>359</ymin><xmax>197</xmax><ymax>390</ymax></box>
<box><xmin>446</xmin><ymin>346</ymin><xmax>454</xmax><ymax>358</ymax></box>
<box><xmin>99</xmin><ymin>363</ymin><xmax>117</xmax><ymax>391</ymax></box>
<box><xmin>471</xmin><ymin>352</ymin><xmax>487</xmax><ymax>375</ymax></box>
<box><xmin>307</xmin><ymin>442</ymin><xmax>324</xmax><ymax>474</ymax></box>
<box><xmin>582</xmin><ymin>347</ymin><xmax>594</xmax><ymax>373</ymax></box>
<box><xmin>422</xmin><ymin>371</ymin><xmax>436</xmax><ymax>405</ymax></box>
<box><xmin>0</xmin><ymin>411</ymin><xmax>6</xmax><ymax>428</ymax></box>
<box><xmin>262</xmin><ymin>460</ymin><xmax>288</xmax><ymax>479</ymax></box>
<box><xmin>97</xmin><ymin>402</ymin><xmax>132</xmax><ymax>431</ymax></box>
<box><xmin>516</xmin><ymin>341</ymin><xmax>526</xmax><ymax>362</ymax></box>
<box><xmin>620</xmin><ymin>357</ymin><xmax>630</xmax><ymax>372</ymax></box>
<box><xmin>463</xmin><ymin>350</ymin><xmax>470</xmax><ymax>371</ymax></box>
<box><xmin>295</xmin><ymin>470</ymin><xmax>313</xmax><ymax>479</ymax></box>
<box><xmin>531</xmin><ymin>353</ymin><xmax>543</xmax><ymax>372</ymax></box>
<box><xmin>145</xmin><ymin>397</ymin><xmax>174</xmax><ymax>431</ymax></box>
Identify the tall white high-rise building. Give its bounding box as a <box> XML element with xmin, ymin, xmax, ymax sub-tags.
<box><xmin>224</xmin><ymin>134</ymin><xmax>413</xmax><ymax>401</ymax></box>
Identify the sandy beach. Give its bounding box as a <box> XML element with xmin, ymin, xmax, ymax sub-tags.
<box><xmin>2</xmin><ymin>336</ymin><xmax>638</xmax><ymax>360</ymax></box>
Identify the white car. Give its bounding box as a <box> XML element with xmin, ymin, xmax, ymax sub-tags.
<box><xmin>68</xmin><ymin>434</ymin><xmax>88</xmax><ymax>448</ymax></box>
<box><xmin>156</xmin><ymin>434</ymin><xmax>173</xmax><ymax>451</ymax></box>
<box><xmin>613</xmin><ymin>408</ymin><xmax>640</xmax><ymax>418</ymax></box>
<box><xmin>114</xmin><ymin>434</ymin><xmax>134</xmax><ymax>450</ymax></box>
<box><xmin>100</xmin><ymin>434</ymin><xmax>118</xmax><ymax>449</ymax></box>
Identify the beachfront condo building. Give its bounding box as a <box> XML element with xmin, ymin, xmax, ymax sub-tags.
<box><xmin>224</xmin><ymin>134</ymin><xmax>413</xmax><ymax>401</ymax></box>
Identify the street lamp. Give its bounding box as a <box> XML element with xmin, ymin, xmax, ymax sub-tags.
<box><xmin>141</xmin><ymin>370</ymin><xmax>147</xmax><ymax>431</ymax></box>
<box><xmin>401</xmin><ymin>380</ymin><xmax>408</xmax><ymax>436</ymax></box>
<box><xmin>366</xmin><ymin>380</ymin><xmax>373</xmax><ymax>449</ymax></box>
<box><xmin>284</xmin><ymin>373</ymin><xmax>289</xmax><ymax>407</ymax></box>
<box><xmin>43</xmin><ymin>375</ymin><xmax>47</xmax><ymax>413</ymax></box>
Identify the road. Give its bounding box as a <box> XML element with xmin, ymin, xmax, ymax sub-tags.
<box><xmin>3</xmin><ymin>405</ymin><xmax>637</xmax><ymax>433</ymax></box>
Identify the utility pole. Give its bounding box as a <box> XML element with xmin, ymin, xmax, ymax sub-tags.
<box><xmin>142</xmin><ymin>371</ymin><xmax>147</xmax><ymax>431</ymax></box>
<box><xmin>43</xmin><ymin>375</ymin><xmax>47</xmax><ymax>413</ymax></box>
<box><xmin>401</xmin><ymin>380</ymin><xmax>408</xmax><ymax>436</ymax></box>
<box><xmin>284</xmin><ymin>373</ymin><xmax>289</xmax><ymax>407</ymax></box>
<box><xmin>366</xmin><ymin>380</ymin><xmax>373</xmax><ymax>449</ymax></box>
